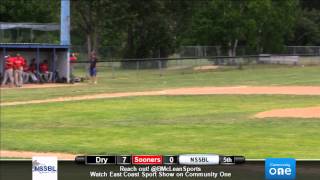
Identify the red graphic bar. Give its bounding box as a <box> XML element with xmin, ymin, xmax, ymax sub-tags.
<box><xmin>132</xmin><ymin>155</ymin><xmax>163</xmax><ymax>165</ymax></box>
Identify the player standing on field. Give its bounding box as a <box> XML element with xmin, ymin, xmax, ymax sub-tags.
<box><xmin>69</xmin><ymin>52</ymin><xmax>77</xmax><ymax>79</ymax></box>
<box><xmin>13</xmin><ymin>53</ymin><xmax>26</xmax><ymax>87</ymax></box>
<box><xmin>89</xmin><ymin>51</ymin><xmax>98</xmax><ymax>84</ymax></box>
<box><xmin>1</xmin><ymin>55</ymin><xmax>15</xmax><ymax>87</ymax></box>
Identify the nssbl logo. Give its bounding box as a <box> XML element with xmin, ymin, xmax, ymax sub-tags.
<box><xmin>33</xmin><ymin>163</ymin><xmax>57</xmax><ymax>173</ymax></box>
<box><xmin>32</xmin><ymin>156</ymin><xmax>57</xmax><ymax>180</ymax></box>
<box><xmin>265</xmin><ymin>158</ymin><xmax>296</xmax><ymax>180</ymax></box>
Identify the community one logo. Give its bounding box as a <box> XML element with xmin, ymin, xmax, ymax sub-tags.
<box><xmin>265</xmin><ymin>158</ymin><xmax>296</xmax><ymax>180</ymax></box>
<box><xmin>32</xmin><ymin>157</ymin><xmax>57</xmax><ymax>180</ymax></box>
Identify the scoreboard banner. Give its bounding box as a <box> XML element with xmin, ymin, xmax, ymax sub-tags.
<box><xmin>1</xmin><ymin>155</ymin><xmax>320</xmax><ymax>180</ymax></box>
<box><xmin>74</xmin><ymin>154</ymin><xmax>245</xmax><ymax>165</ymax></box>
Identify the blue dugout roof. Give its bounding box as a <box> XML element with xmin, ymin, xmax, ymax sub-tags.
<box><xmin>0</xmin><ymin>43</ymin><xmax>69</xmax><ymax>49</ymax></box>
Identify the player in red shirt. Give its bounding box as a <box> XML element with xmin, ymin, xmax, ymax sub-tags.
<box><xmin>13</xmin><ymin>53</ymin><xmax>26</xmax><ymax>87</ymax></box>
<box><xmin>69</xmin><ymin>53</ymin><xmax>77</xmax><ymax>62</ymax></box>
<box><xmin>39</xmin><ymin>60</ymin><xmax>53</xmax><ymax>82</ymax></box>
<box><xmin>1</xmin><ymin>55</ymin><xmax>15</xmax><ymax>87</ymax></box>
<box><xmin>69</xmin><ymin>52</ymin><xmax>77</xmax><ymax>79</ymax></box>
<box><xmin>22</xmin><ymin>61</ymin><xmax>39</xmax><ymax>83</ymax></box>
<box><xmin>40</xmin><ymin>61</ymin><xmax>49</xmax><ymax>72</ymax></box>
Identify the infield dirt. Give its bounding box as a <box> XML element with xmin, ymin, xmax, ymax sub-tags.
<box><xmin>1</xmin><ymin>86</ymin><xmax>320</xmax><ymax>106</ymax></box>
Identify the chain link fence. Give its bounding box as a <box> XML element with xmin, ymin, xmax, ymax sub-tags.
<box><xmin>71</xmin><ymin>56</ymin><xmax>319</xmax><ymax>82</ymax></box>
<box><xmin>285</xmin><ymin>46</ymin><xmax>320</xmax><ymax>55</ymax></box>
<box><xmin>179</xmin><ymin>46</ymin><xmax>320</xmax><ymax>57</ymax></box>
<box><xmin>70</xmin><ymin>45</ymin><xmax>320</xmax><ymax>80</ymax></box>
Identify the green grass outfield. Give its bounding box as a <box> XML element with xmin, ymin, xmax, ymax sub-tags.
<box><xmin>1</xmin><ymin>95</ymin><xmax>320</xmax><ymax>158</ymax></box>
<box><xmin>1</xmin><ymin>65</ymin><xmax>320</xmax><ymax>159</ymax></box>
<box><xmin>1</xmin><ymin>65</ymin><xmax>320</xmax><ymax>103</ymax></box>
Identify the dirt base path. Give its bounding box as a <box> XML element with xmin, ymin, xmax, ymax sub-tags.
<box><xmin>255</xmin><ymin>106</ymin><xmax>320</xmax><ymax>118</ymax></box>
<box><xmin>0</xmin><ymin>150</ymin><xmax>77</xmax><ymax>160</ymax></box>
<box><xmin>2</xmin><ymin>86</ymin><xmax>320</xmax><ymax>106</ymax></box>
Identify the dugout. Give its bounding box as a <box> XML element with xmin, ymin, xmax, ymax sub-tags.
<box><xmin>0</xmin><ymin>0</ymin><xmax>71</xmax><ymax>82</ymax></box>
<box><xmin>0</xmin><ymin>43</ymin><xmax>69</xmax><ymax>82</ymax></box>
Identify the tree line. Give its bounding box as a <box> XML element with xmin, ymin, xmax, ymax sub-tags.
<box><xmin>1</xmin><ymin>0</ymin><xmax>320</xmax><ymax>58</ymax></box>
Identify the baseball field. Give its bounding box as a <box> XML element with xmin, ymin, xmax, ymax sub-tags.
<box><xmin>1</xmin><ymin>64</ymin><xmax>320</xmax><ymax>159</ymax></box>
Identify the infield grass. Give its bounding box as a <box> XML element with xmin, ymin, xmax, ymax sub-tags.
<box><xmin>1</xmin><ymin>95</ymin><xmax>320</xmax><ymax>158</ymax></box>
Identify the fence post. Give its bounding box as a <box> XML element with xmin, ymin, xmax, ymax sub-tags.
<box><xmin>84</xmin><ymin>61</ymin><xmax>88</xmax><ymax>80</ymax></box>
<box><xmin>180</xmin><ymin>58</ymin><xmax>184</xmax><ymax>74</ymax></box>
<box><xmin>136</xmin><ymin>60</ymin><xmax>140</xmax><ymax>76</ymax></box>
<box><xmin>158</xmin><ymin>60</ymin><xmax>163</xmax><ymax>76</ymax></box>
<box><xmin>111</xmin><ymin>61</ymin><xmax>115</xmax><ymax>79</ymax></box>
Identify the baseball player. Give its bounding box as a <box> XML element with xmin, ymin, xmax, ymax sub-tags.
<box><xmin>13</xmin><ymin>53</ymin><xmax>26</xmax><ymax>87</ymax></box>
<box><xmin>1</xmin><ymin>55</ymin><xmax>15</xmax><ymax>87</ymax></box>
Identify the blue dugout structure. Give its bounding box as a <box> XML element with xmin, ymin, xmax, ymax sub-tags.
<box><xmin>0</xmin><ymin>0</ymin><xmax>71</xmax><ymax>82</ymax></box>
<box><xmin>0</xmin><ymin>43</ymin><xmax>69</xmax><ymax>81</ymax></box>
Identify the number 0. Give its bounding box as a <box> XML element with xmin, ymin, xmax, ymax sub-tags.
<box><xmin>169</xmin><ymin>157</ymin><xmax>174</xmax><ymax>163</ymax></box>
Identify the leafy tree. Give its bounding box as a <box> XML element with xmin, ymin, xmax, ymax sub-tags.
<box><xmin>0</xmin><ymin>0</ymin><xmax>59</xmax><ymax>22</ymax></box>
<box><xmin>189</xmin><ymin>0</ymin><xmax>298</xmax><ymax>55</ymax></box>
<box><xmin>71</xmin><ymin>0</ymin><xmax>113</xmax><ymax>56</ymax></box>
<box><xmin>1</xmin><ymin>0</ymin><xmax>316</xmax><ymax>58</ymax></box>
<box><xmin>300</xmin><ymin>0</ymin><xmax>320</xmax><ymax>10</ymax></box>
<box><xmin>256</xmin><ymin>0</ymin><xmax>298</xmax><ymax>53</ymax></box>
<box><xmin>190</xmin><ymin>0</ymin><xmax>254</xmax><ymax>56</ymax></box>
<box><xmin>93</xmin><ymin>0</ymin><xmax>177</xmax><ymax>68</ymax></box>
<box><xmin>106</xmin><ymin>0</ymin><xmax>175</xmax><ymax>59</ymax></box>
<box><xmin>0</xmin><ymin>0</ymin><xmax>59</xmax><ymax>43</ymax></box>
<box><xmin>164</xmin><ymin>0</ymin><xmax>201</xmax><ymax>46</ymax></box>
<box><xmin>290</xmin><ymin>8</ymin><xmax>320</xmax><ymax>45</ymax></box>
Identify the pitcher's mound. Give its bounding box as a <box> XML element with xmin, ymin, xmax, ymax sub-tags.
<box><xmin>255</xmin><ymin>106</ymin><xmax>320</xmax><ymax>118</ymax></box>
